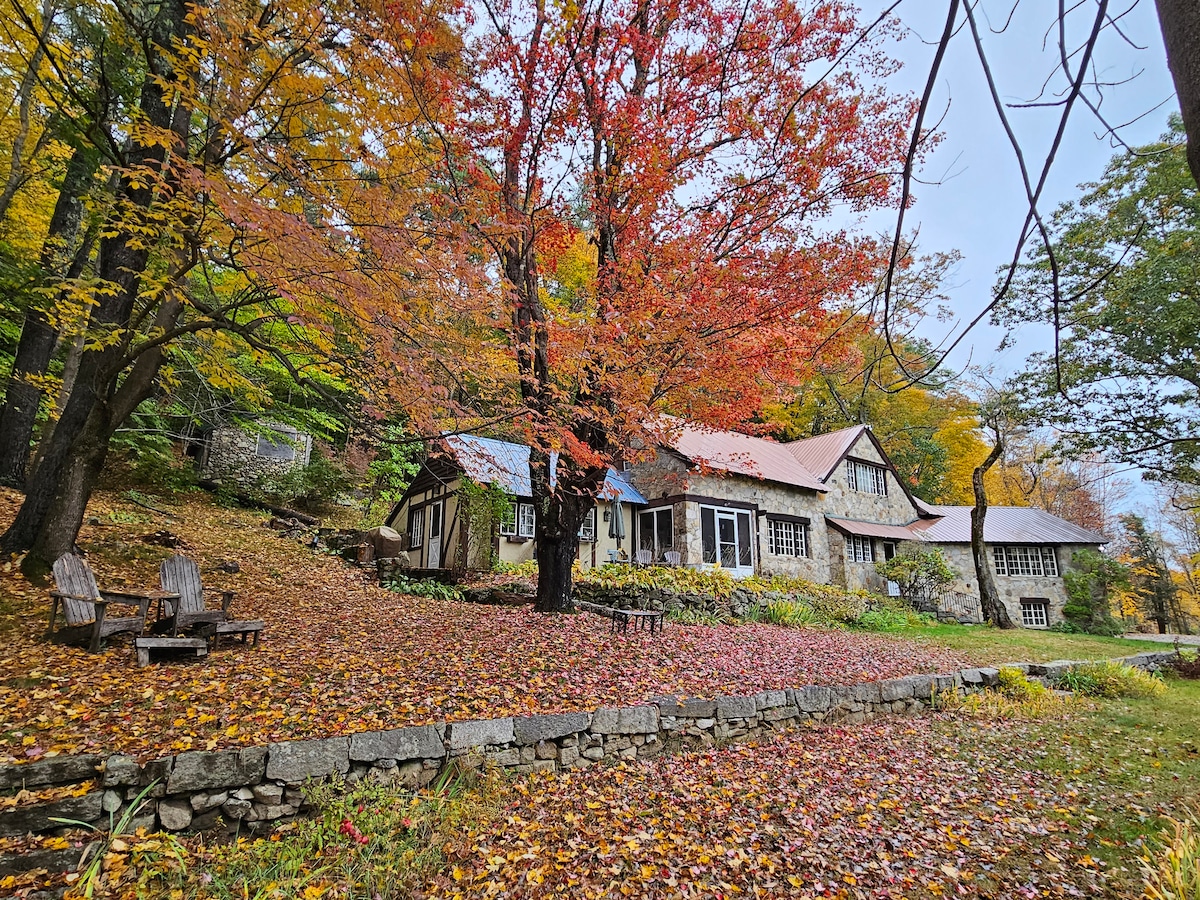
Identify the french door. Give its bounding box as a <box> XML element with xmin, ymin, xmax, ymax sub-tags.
<box><xmin>701</xmin><ymin>506</ymin><xmax>754</xmax><ymax>576</ymax></box>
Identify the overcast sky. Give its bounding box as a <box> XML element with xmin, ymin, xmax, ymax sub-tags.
<box><xmin>852</xmin><ymin>0</ymin><xmax>1177</xmax><ymax>374</ymax></box>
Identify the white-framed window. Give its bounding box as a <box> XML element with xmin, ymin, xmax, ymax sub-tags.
<box><xmin>500</xmin><ymin>501</ymin><xmax>536</xmax><ymax>538</ymax></box>
<box><xmin>1020</xmin><ymin>598</ymin><xmax>1049</xmax><ymax>628</ymax></box>
<box><xmin>408</xmin><ymin>506</ymin><xmax>424</xmax><ymax>548</ymax></box>
<box><xmin>767</xmin><ymin>519</ymin><xmax>809</xmax><ymax>558</ymax></box>
<box><xmin>845</xmin><ymin>534</ymin><xmax>874</xmax><ymax>563</ymax></box>
<box><xmin>579</xmin><ymin>508</ymin><xmax>596</xmax><ymax>542</ymax></box>
<box><xmin>993</xmin><ymin>546</ymin><xmax>1059</xmax><ymax>577</ymax></box>
<box><xmin>845</xmin><ymin>459</ymin><xmax>887</xmax><ymax>496</ymax></box>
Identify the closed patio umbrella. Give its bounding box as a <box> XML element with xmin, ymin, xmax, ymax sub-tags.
<box><xmin>608</xmin><ymin>498</ymin><xmax>626</xmax><ymax>544</ymax></box>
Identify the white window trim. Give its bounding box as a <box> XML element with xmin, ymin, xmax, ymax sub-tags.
<box><xmin>409</xmin><ymin>506</ymin><xmax>425</xmax><ymax>548</ymax></box>
<box><xmin>517</xmin><ymin>502</ymin><xmax>536</xmax><ymax>539</ymax></box>
<box><xmin>844</xmin><ymin>534</ymin><xmax>874</xmax><ymax>563</ymax></box>
<box><xmin>767</xmin><ymin>519</ymin><xmax>809</xmax><ymax>558</ymax></box>
<box><xmin>846</xmin><ymin>459</ymin><xmax>887</xmax><ymax>496</ymax></box>
<box><xmin>993</xmin><ymin>546</ymin><xmax>1060</xmax><ymax>577</ymax></box>
<box><xmin>1020</xmin><ymin>599</ymin><xmax>1049</xmax><ymax>628</ymax></box>
<box><xmin>579</xmin><ymin>508</ymin><xmax>596</xmax><ymax>542</ymax></box>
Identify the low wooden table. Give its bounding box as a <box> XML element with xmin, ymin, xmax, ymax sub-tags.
<box><xmin>196</xmin><ymin>619</ymin><xmax>265</xmax><ymax>650</ymax></box>
<box><xmin>134</xmin><ymin>636</ymin><xmax>208</xmax><ymax>667</ymax></box>
<box><xmin>611</xmin><ymin>608</ymin><xmax>665</xmax><ymax>635</ymax></box>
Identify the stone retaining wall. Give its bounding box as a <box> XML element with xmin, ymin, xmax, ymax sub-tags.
<box><xmin>0</xmin><ymin>651</ymin><xmax>1178</xmax><ymax>877</ymax></box>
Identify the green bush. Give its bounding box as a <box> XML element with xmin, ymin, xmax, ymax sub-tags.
<box><xmin>938</xmin><ymin>666</ymin><xmax>1068</xmax><ymax>720</ymax></box>
<box><xmin>743</xmin><ymin>598</ymin><xmax>818</xmax><ymax>628</ymax></box>
<box><xmin>665</xmin><ymin>606</ymin><xmax>725</xmax><ymax>626</ymax></box>
<box><xmin>384</xmin><ymin>574</ymin><xmax>462</xmax><ymax>602</ymax></box>
<box><xmin>1057</xmin><ymin>660</ymin><xmax>1168</xmax><ymax>699</ymax></box>
<box><xmin>254</xmin><ymin>454</ymin><xmax>359</xmax><ymax>512</ymax></box>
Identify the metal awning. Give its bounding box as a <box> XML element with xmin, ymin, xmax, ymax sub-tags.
<box><xmin>825</xmin><ymin>516</ymin><xmax>923</xmax><ymax>542</ymax></box>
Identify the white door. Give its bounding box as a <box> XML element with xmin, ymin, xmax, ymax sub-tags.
<box><xmin>701</xmin><ymin>507</ymin><xmax>754</xmax><ymax>577</ymax></box>
<box><xmin>883</xmin><ymin>541</ymin><xmax>900</xmax><ymax>596</ymax></box>
<box><xmin>427</xmin><ymin>501</ymin><xmax>443</xmax><ymax>568</ymax></box>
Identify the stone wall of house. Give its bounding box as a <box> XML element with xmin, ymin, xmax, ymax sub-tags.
<box><xmin>0</xmin><ymin>650</ymin><xmax>1176</xmax><ymax>878</ymax></box>
<box><xmin>820</xmin><ymin>433</ymin><xmax>922</xmax><ymax>526</ymax></box>
<box><xmin>200</xmin><ymin>426</ymin><xmax>313</xmax><ymax>488</ymax></box>
<box><xmin>933</xmin><ymin>542</ymin><xmax>1094</xmax><ymax>627</ymax></box>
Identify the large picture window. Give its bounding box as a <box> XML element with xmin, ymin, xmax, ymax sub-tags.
<box><xmin>638</xmin><ymin>507</ymin><xmax>674</xmax><ymax>561</ymax></box>
<box><xmin>845</xmin><ymin>460</ymin><xmax>887</xmax><ymax>496</ymax></box>
<box><xmin>767</xmin><ymin>520</ymin><xmax>809</xmax><ymax>558</ymax></box>
<box><xmin>993</xmin><ymin>546</ymin><xmax>1059</xmax><ymax>577</ymax></box>
<box><xmin>844</xmin><ymin>534</ymin><xmax>874</xmax><ymax>562</ymax></box>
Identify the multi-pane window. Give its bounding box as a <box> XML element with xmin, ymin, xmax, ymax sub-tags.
<box><xmin>256</xmin><ymin>428</ymin><xmax>297</xmax><ymax>461</ymax></box>
<box><xmin>408</xmin><ymin>507</ymin><xmax>424</xmax><ymax>548</ymax></box>
<box><xmin>993</xmin><ymin>546</ymin><xmax>1059</xmax><ymax>577</ymax></box>
<box><xmin>500</xmin><ymin>502</ymin><xmax>537</xmax><ymax>538</ymax></box>
<box><xmin>1020</xmin><ymin>599</ymin><xmax>1049</xmax><ymax>628</ymax></box>
<box><xmin>844</xmin><ymin>534</ymin><xmax>874</xmax><ymax>562</ymax></box>
<box><xmin>578</xmin><ymin>508</ymin><xmax>596</xmax><ymax>542</ymax></box>
<box><xmin>767</xmin><ymin>520</ymin><xmax>809</xmax><ymax>557</ymax></box>
<box><xmin>845</xmin><ymin>460</ymin><xmax>887</xmax><ymax>496</ymax></box>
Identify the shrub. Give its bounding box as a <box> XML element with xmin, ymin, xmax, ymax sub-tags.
<box><xmin>743</xmin><ymin>598</ymin><xmax>818</xmax><ymax>628</ymax></box>
<box><xmin>255</xmin><ymin>454</ymin><xmax>359</xmax><ymax>512</ymax></box>
<box><xmin>384</xmin><ymin>574</ymin><xmax>462</xmax><ymax>602</ymax></box>
<box><xmin>937</xmin><ymin>666</ymin><xmax>1069</xmax><ymax>720</ymax></box>
<box><xmin>1141</xmin><ymin>810</ymin><xmax>1200</xmax><ymax>900</ymax></box>
<box><xmin>665</xmin><ymin>606</ymin><xmax>725</xmax><ymax>626</ymax></box>
<box><xmin>1060</xmin><ymin>549</ymin><xmax>1128</xmax><ymax>635</ymax></box>
<box><xmin>1057</xmin><ymin>660</ymin><xmax>1168</xmax><ymax>699</ymax></box>
<box><xmin>1167</xmin><ymin>648</ymin><xmax>1200</xmax><ymax>679</ymax></box>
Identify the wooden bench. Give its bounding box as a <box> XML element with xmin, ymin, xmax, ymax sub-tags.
<box><xmin>611</xmin><ymin>608</ymin><xmax>665</xmax><ymax>635</ymax></box>
<box><xmin>198</xmin><ymin>620</ymin><xmax>265</xmax><ymax>650</ymax></box>
<box><xmin>135</xmin><ymin>636</ymin><xmax>208</xmax><ymax>667</ymax></box>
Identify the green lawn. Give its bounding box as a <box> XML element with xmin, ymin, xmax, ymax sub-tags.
<box><xmin>903</xmin><ymin>622</ymin><xmax>1170</xmax><ymax>665</ymax></box>
<box><xmin>947</xmin><ymin>675</ymin><xmax>1200</xmax><ymax>893</ymax></box>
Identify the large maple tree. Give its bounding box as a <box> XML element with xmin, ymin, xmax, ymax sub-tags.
<box><xmin>424</xmin><ymin>0</ymin><xmax>916</xmax><ymax>609</ymax></box>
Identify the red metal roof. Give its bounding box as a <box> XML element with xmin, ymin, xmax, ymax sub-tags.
<box><xmin>783</xmin><ymin>425</ymin><xmax>869</xmax><ymax>481</ymax></box>
<box><xmin>825</xmin><ymin>516</ymin><xmax>925</xmax><ymax>541</ymax></box>
<box><xmin>659</xmin><ymin>420</ymin><xmax>827</xmax><ymax>492</ymax></box>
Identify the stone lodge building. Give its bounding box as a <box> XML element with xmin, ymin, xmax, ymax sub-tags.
<box><xmin>387</xmin><ymin>422</ymin><xmax>1105</xmax><ymax>628</ymax></box>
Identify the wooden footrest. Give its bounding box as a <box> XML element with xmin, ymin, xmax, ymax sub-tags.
<box><xmin>197</xmin><ymin>620</ymin><xmax>265</xmax><ymax>649</ymax></box>
<box><xmin>135</xmin><ymin>636</ymin><xmax>208</xmax><ymax>667</ymax></box>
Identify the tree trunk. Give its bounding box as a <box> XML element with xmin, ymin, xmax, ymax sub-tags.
<box><xmin>971</xmin><ymin>439</ymin><xmax>1015</xmax><ymax>628</ymax></box>
<box><xmin>0</xmin><ymin>145</ymin><xmax>97</xmax><ymax>488</ymax></box>
<box><xmin>0</xmin><ymin>0</ymin><xmax>188</xmax><ymax>562</ymax></box>
<box><xmin>1156</xmin><ymin>0</ymin><xmax>1200</xmax><ymax>188</ymax></box>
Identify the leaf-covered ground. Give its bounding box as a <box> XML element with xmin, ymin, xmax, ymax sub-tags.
<box><xmin>426</xmin><ymin>715</ymin><xmax>1126</xmax><ymax>899</ymax></box>
<box><xmin>0</xmin><ymin>489</ymin><xmax>970</xmax><ymax>764</ymax></box>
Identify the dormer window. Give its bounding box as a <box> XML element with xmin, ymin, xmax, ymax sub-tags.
<box><xmin>846</xmin><ymin>460</ymin><xmax>887</xmax><ymax>496</ymax></box>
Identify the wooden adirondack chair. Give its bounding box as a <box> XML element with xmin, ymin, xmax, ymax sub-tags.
<box><xmin>49</xmin><ymin>554</ymin><xmax>152</xmax><ymax>652</ymax></box>
<box><xmin>157</xmin><ymin>554</ymin><xmax>234</xmax><ymax>637</ymax></box>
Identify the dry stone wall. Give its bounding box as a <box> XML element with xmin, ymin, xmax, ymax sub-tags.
<box><xmin>0</xmin><ymin>651</ymin><xmax>1178</xmax><ymax>878</ymax></box>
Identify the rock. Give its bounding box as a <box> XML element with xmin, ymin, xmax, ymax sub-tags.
<box><xmin>102</xmin><ymin>790</ymin><xmax>123</xmax><ymax>814</ymax></box>
<box><xmin>103</xmin><ymin>755</ymin><xmax>141</xmax><ymax>788</ymax></box>
<box><xmin>715</xmin><ymin>694</ymin><xmax>756</xmax><ymax>721</ymax></box>
<box><xmin>513</xmin><ymin>712</ymin><xmax>591</xmax><ymax>745</ymax></box>
<box><xmin>222</xmin><ymin>798</ymin><xmax>252</xmax><ymax>820</ymax></box>
<box><xmin>234</xmin><ymin>787</ymin><xmax>255</xmax><ymax>801</ymax></box>
<box><xmin>762</xmin><ymin>706</ymin><xmax>798</xmax><ymax>722</ymax></box>
<box><xmin>879</xmin><ymin>678</ymin><xmax>915</xmax><ymax>702</ymax></box>
<box><xmin>445</xmin><ymin>718</ymin><xmax>515</xmax><ymax>751</ymax></box>
<box><xmin>590</xmin><ymin>705</ymin><xmax>658</xmax><ymax>735</ymax></box>
<box><xmin>529</xmin><ymin>759</ymin><xmax>556</xmax><ymax>772</ymax></box>
<box><xmin>793</xmin><ymin>686</ymin><xmax>831</xmax><ymax>713</ymax></box>
<box><xmin>559</xmin><ymin>746</ymin><xmax>579</xmax><ymax>766</ymax></box>
<box><xmin>754</xmin><ymin>690</ymin><xmax>788</xmax><ymax>710</ymax></box>
<box><xmin>167</xmin><ymin>748</ymin><xmax>267</xmax><ymax>793</ymax></box>
<box><xmin>0</xmin><ymin>792</ymin><xmax>103</xmax><ymax>836</ymax></box>
<box><xmin>158</xmin><ymin>799</ymin><xmax>193</xmax><ymax>832</ymax></box>
<box><xmin>850</xmin><ymin>682</ymin><xmax>882</xmax><ymax>705</ymax></box>
<box><xmin>486</xmin><ymin>748</ymin><xmax>520</xmax><ymax>767</ymax></box>
<box><xmin>0</xmin><ymin>755</ymin><xmax>102</xmax><ymax>792</ymax></box>
<box><xmin>190</xmin><ymin>791</ymin><xmax>229</xmax><ymax>813</ymax></box>
<box><xmin>959</xmin><ymin>667</ymin><xmax>986</xmax><ymax>685</ymax></box>
<box><xmin>535</xmin><ymin>741</ymin><xmax>557</xmax><ymax>761</ymax></box>
<box><xmin>266</xmin><ymin>738</ymin><xmax>350</xmax><ymax>783</ymax></box>
<box><xmin>251</xmin><ymin>784</ymin><xmax>283</xmax><ymax>805</ymax></box>
<box><xmin>140</xmin><ymin>758</ymin><xmax>173</xmax><ymax>788</ymax></box>
<box><xmin>349</xmin><ymin>725</ymin><xmax>444</xmax><ymax>763</ymax></box>
<box><xmin>190</xmin><ymin>810</ymin><xmax>224</xmax><ymax>832</ymax></box>
<box><xmin>582</xmin><ymin>747</ymin><xmax>605</xmax><ymax>761</ymax></box>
